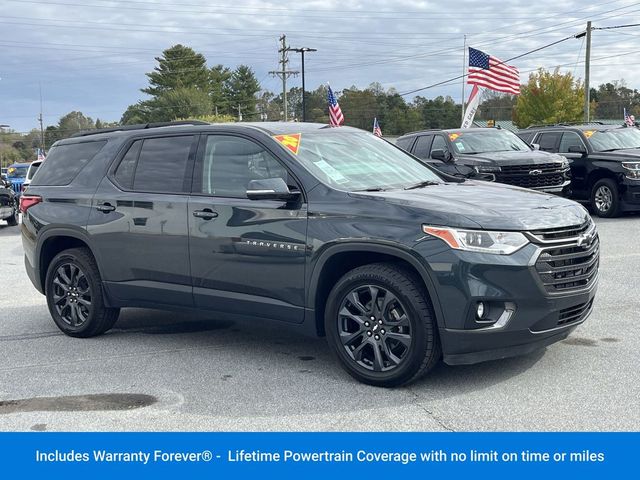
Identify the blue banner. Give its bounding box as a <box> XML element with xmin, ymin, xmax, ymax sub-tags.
<box><xmin>0</xmin><ymin>432</ymin><xmax>636</xmax><ymax>478</ymax></box>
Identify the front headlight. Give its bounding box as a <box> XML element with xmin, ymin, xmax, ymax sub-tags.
<box><xmin>422</xmin><ymin>225</ymin><xmax>529</xmax><ymax>255</ymax></box>
<box><xmin>560</xmin><ymin>158</ymin><xmax>570</xmax><ymax>169</ymax></box>
<box><xmin>622</xmin><ymin>162</ymin><xmax>640</xmax><ymax>179</ymax></box>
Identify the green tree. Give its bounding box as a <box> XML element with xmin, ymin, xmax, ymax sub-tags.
<box><xmin>142</xmin><ymin>44</ymin><xmax>210</xmax><ymax>97</ymax></box>
<box><xmin>477</xmin><ymin>91</ymin><xmax>517</xmax><ymax>121</ymax></box>
<box><xmin>227</xmin><ymin>65</ymin><xmax>260</xmax><ymax>120</ymax></box>
<box><xmin>414</xmin><ymin>95</ymin><xmax>461</xmax><ymax>129</ymax></box>
<box><xmin>210</xmin><ymin>64</ymin><xmax>232</xmax><ymax>115</ymax></box>
<box><xmin>151</xmin><ymin>87</ymin><xmax>212</xmax><ymax>121</ymax></box>
<box><xmin>514</xmin><ymin>69</ymin><xmax>584</xmax><ymax>128</ymax></box>
<box><xmin>590</xmin><ymin>80</ymin><xmax>640</xmax><ymax>119</ymax></box>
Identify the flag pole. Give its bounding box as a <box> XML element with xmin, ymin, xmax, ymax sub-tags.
<box><xmin>460</xmin><ymin>34</ymin><xmax>467</xmax><ymax>124</ymax></box>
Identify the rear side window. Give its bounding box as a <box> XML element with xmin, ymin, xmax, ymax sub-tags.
<box><xmin>396</xmin><ymin>137</ymin><xmax>414</xmax><ymax>151</ymax></box>
<box><xmin>114</xmin><ymin>140</ymin><xmax>142</xmax><ymax>189</ymax></box>
<box><xmin>413</xmin><ymin>135</ymin><xmax>433</xmax><ymax>159</ymax></box>
<box><xmin>537</xmin><ymin>132</ymin><xmax>562</xmax><ymax>152</ymax></box>
<box><xmin>130</xmin><ymin>136</ymin><xmax>194</xmax><ymax>193</ymax></box>
<box><xmin>31</xmin><ymin>141</ymin><xmax>106</xmax><ymax>186</ymax></box>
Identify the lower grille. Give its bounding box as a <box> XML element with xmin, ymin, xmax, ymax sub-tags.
<box><xmin>534</xmin><ymin>236</ymin><xmax>599</xmax><ymax>293</ymax></box>
<box><xmin>558</xmin><ymin>299</ymin><xmax>594</xmax><ymax>326</ymax></box>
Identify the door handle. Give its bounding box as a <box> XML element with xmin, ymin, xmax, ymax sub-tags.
<box><xmin>96</xmin><ymin>202</ymin><xmax>116</xmax><ymax>213</ymax></box>
<box><xmin>193</xmin><ymin>209</ymin><xmax>218</xmax><ymax>220</ymax></box>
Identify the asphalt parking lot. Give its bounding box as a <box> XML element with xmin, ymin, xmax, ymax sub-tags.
<box><xmin>0</xmin><ymin>216</ymin><xmax>638</xmax><ymax>432</ymax></box>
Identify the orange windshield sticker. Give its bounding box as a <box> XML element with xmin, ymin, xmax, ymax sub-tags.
<box><xmin>449</xmin><ymin>133</ymin><xmax>461</xmax><ymax>141</ymax></box>
<box><xmin>584</xmin><ymin>130</ymin><xmax>595</xmax><ymax>138</ymax></box>
<box><xmin>273</xmin><ymin>133</ymin><xmax>301</xmax><ymax>155</ymax></box>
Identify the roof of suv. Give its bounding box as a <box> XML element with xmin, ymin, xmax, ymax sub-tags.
<box><xmin>398</xmin><ymin>127</ymin><xmax>502</xmax><ymax>139</ymax></box>
<box><xmin>58</xmin><ymin>121</ymin><xmax>360</xmax><ymax>146</ymax></box>
<box><xmin>524</xmin><ymin>123</ymin><xmax>625</xmax><ymax>132</ymax></box>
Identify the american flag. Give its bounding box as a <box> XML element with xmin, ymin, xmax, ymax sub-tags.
<box><xmin>327</xmin><ymin>85</ymin><xmax>344</xmax><ymax>127</ymax></box>
<box><xmin>37</xmin><ymin>148</ymin><xmax>46</xmax><ymax>161</ymax></box>
<box><xmin>468</xmin><ymin>47</ymin><xmax>520</xmax><ymax>95</ymax></box>
<box><xmin>372</xmin><ymin>117</ymin><xmax>382</xmax><ymax>137</ymax></box>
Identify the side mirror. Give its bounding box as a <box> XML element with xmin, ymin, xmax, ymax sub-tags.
<box><xmin>531</xmin><ymin>143</ymin><xmax>540</xmax><ymax>150</ymax></box>
<box><xmin>246</xmin><ymin>177</ymin><xmax>300</xmax><ymax>201</ymax></box>
<box><xmin>431</xmin><ymin>149</ymin><xmax>449</xmax><ymax>161</ymax></box>
<box><xmin>568</xmin><ymin>145</ymin><xmax>587</xmax><ymax>156</ymax></box>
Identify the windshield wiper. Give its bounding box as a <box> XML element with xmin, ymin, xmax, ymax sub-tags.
<box><xmin>599</xmin><ymin>148</ymin><xmax>622</xmax><ymax>152</ymax></box>
<box><xmin>404</xmin><ymin>180</ymin><xmax>440</xmax><ymax>190</ymax></box>
<box><xmin>355</xmin><ymin>186</ymin><xmax>389</xmax><ymax>192</ymax></box>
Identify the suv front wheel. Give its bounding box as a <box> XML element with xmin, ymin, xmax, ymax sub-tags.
<box><xmin>325</xmin><ymin>263</ymin><xmax>441</xmax><ymax>387</ymax></box>
<box><xmin>591</xmin><ymin>178</ymin><xmax>620</xmax><ymax>217</ymax></box>
<box><xmin>45</xmin><ymin>247</ymin><xmax>120</xmax><ymax>337</ymax></box>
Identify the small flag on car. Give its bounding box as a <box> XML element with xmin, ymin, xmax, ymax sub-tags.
<box><xmin>372</xmin><ymin>117</ymin><xmax>382</xmax><ymax>137</ymax></box>
<box><xmin>327</xmin><ymin>85</ymin><xmax>344</xmax><ymax>127</ymax></box>
<box><xmin>624</xmin><ymin>108</ymin><xmax>635</xmax><ymax>127</ymax></box>
<box><xmin>37</xmin><ymin>148</ymin><xmax>46</xmax><ymax>161</ymax></box>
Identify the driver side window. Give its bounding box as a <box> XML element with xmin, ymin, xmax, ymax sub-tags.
<box><xmin>198</xmin><ymin>135</ymin><xmax>291</xmax><ymax>198</ymax></box>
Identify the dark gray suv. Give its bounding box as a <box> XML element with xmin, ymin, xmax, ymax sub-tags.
<box><xmin>21</xmin><ymin>122</ymin><xmax>599</xmax><ymax>387</ymax></box>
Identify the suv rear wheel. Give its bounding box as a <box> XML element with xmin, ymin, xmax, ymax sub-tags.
<box><xmin>45</xmin><ymin>247</ymin><xmax>120</xmax><ymax>337</ymax></box>
<box><xmin>591</xmin><ymin>178</ymin><xmax>620</xmax><ymax>217</ymax></box>
<box><xmin>325</xmin><ymin>263</ymin><xmax>441</xmax><ymax>387</ymax></box>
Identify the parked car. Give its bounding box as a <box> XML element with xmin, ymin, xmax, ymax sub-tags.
<box><xmin>517</xmin><ymin>123</ymin><xmax>640</xmax><ymax>217</ymax></box>
<box><xmin>21</xmin><ymin>121</ymin><xmax>599</xmax><ymax>387</ymax></box>
<box><xmin>0</xmin><ymin>175</ymin><xmax>19</xmax><ymax>226</ymax></box>
<box><xmin>5</xmin><ymin>162</ymin><xmax>30</xmax><ymax>198</ymax></box>
<box><xmin>21</xmin><ymin>159</ymin><xmax>43</xmax><ymax>192</ymax></box>
<box><xmin>396</xmin><ymin>128</ymin><xmax>571</xmax><ymax>194</ymax></box>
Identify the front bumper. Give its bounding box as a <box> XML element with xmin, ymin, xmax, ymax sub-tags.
<box><xmin>621</xmin><ymin>177</ymin><xmax>640</xmax><ymax>210</ymax></box>
<box><xmin>414</xmin><ymin>236</ymin><xmax>599</xmax><ymax>365</ymax></box>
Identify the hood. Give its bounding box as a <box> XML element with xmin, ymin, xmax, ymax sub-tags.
<box><xmin>351</xmin><ymin>181</ymin><xmax>589</xmax><ymax>231</ymax></box>
<box><xmin>594</xmin><ymin>148</ymin><xmax>640</xmax><ymax>160</ymax></box>
<box><xmin>456</xmin><ymin>149</ymin><xmax>565</xmax><ymax>166</ymax></box>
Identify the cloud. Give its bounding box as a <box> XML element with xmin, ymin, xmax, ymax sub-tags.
<box><xmin>0</xmin><ymin>0</ymin><xmax>638</xmax><ymax>131</ymax></box>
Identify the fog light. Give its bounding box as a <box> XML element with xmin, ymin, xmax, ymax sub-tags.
<box><xmin>476</xmin><ymin>302</ymin><xmax>486</xmax><ymax>319</ymax></box>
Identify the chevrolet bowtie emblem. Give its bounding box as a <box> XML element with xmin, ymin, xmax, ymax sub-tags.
<box><xmin>528</xmin><ymin>169</ymin><xmax>543</xmax><ymax>176</ymax></box>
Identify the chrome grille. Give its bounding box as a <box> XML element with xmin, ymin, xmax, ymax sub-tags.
<box><xmin>495</xmin><ymin>163</ymin><xmax>567</xmax><ymax>189</ymax></box>
<box><xmin>529</xmin><ymin>219</ymin><xmax>599</xmax><ymax>294</ymax></box>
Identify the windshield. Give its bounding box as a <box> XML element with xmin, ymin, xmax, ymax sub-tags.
<box><xmin>7</xmin><ymin>166</ymin><xmax>28</xmax><ymax>178</ymax></box>
<box><xmin>586</xmin><ymin>128</ymin><xmax>640</xmax><ymax>151</ymax></box>
<box><xmin>449</xmin><ymin>130</ymin><xmax>531</xmax><ymax>154</ymax></box>
<box><xmin>293</xmin><ymin>130</ymin><xmax>442</xmax><ymax>191</ymax></box>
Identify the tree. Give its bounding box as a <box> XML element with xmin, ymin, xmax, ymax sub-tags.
<box><xmin>210</xmin><ymin>64</ymin><xmax>232</xmax><ymax>115</ymax></box>
<box><xmin>414</xmin><ymin>95</ymin><xmax>461</xmax><ymax>129</ymax></box>
<box><xmin>514</xmin><ymin>69</ymin><xmax>584</xmax><ymax>128</ymax></box>
<box><xmin>590</xmin><ymin>80</ymin><xmax>640</xmax><ymax>119</ymax></box>
<box><xmin>142</xmin><ymin>44</ymin><xmax>210</xmax><ymax>97</ymax></box>
<box><xmin>477</xmin><ymin>91</ymin><xmax>517</xmax><ymax>121</ymax></box>
<box><xmin>151</xmin><ymin>87</ymin><xmax>212</xmax><ymax>121</ymax></box>
<box><xmin>227</xmin><ymin>65</ymin><xmax>260</xmax><ymax>120</ymax></box>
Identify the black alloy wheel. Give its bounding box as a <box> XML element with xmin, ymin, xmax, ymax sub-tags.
<box><xmin>325</xmin><ymin>263</ymin><xmax>441</xmax><ymax>387</ymax></box>
<box><xmin>51</xmin><ymin>262</ymin><xmax>92</xmax><ymax>328</ymax></box>
<box><xmin>45</xmin><ymin>248</ymin><xmax>120</xmax><ymax>337</ymax></box>
<box><xmin>338</xmin><ymin>285</ymin><xmax>412</xmax><ymax>372</ymax></box>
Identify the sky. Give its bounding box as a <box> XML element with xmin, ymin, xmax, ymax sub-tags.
<box><xmin>1</xmin><ymin>0</ymin><xmax>639</xmax><ymax>133</ymax></box>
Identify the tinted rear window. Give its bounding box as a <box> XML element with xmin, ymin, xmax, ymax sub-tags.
<box><xmin>132</xmin><ymin>136</ymin><xmax>194</xmax><ymax>193</ymax></box>
<box><xmin>32</xmin><ymin>141</ymin><xmax>107</xmax><ymax>186</ymax></box>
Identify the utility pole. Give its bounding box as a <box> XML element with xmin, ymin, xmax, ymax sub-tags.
<box><xmin>461</xmin><ymin>34</ymin><xmax>467</xmax><ymax>124</ymax></box>
<box><xmin>39</xmin><ymin>83</ymin><xmax>45</xmax><ymax>152</ymax></box>
<box><xmin>584</xmin><ymin>21</ymin><xmax>592</xmax><ymax>122</ymax></box>
<box><xmin>237</xmin><ymin>104</ymin><xmax>242</xmax><ymax>122</ymax></box>
<box><xmin>269</xmin><ymin>35</ymin><xmax>298</xmax><ymax>121</ymax></box>
<box><xmin>290</xmin><ymin>47</ymin><xmax>317</xmax><ymax>122</ymax></box>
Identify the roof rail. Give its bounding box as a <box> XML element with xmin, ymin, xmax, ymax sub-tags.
<box><xmin>525</xmin><ymin>121</ymin><xmax>605</xmax><ymax>129</ymax></box>
<box><xmin>70</xmin><ymin>120</ymin><xmax>210</xmax><ymax>138</ymax></box>
<box><xmin>399</xmin><ymin>128</ymin><xmax>444</xmax><ymax>137</ymax></box>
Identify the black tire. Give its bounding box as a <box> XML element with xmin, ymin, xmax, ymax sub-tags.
<box><xmin>6</xmin><ymin>200</ymin><xmax>18</xmax><ymax>226</ymax></box>
<box><xmin>324</xmin><ymin>263</ymin><xmax>441</xmax><ymax>387</ymax></box>
<box><xmin>591</xmin><ymin>178</ymin><xmax>620</xmax><ymax>218</ymax></box>
<box><xmin>45</xmin><ymin>247</ymin><xmax>120</xmax><ymax>338</ymax></box>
